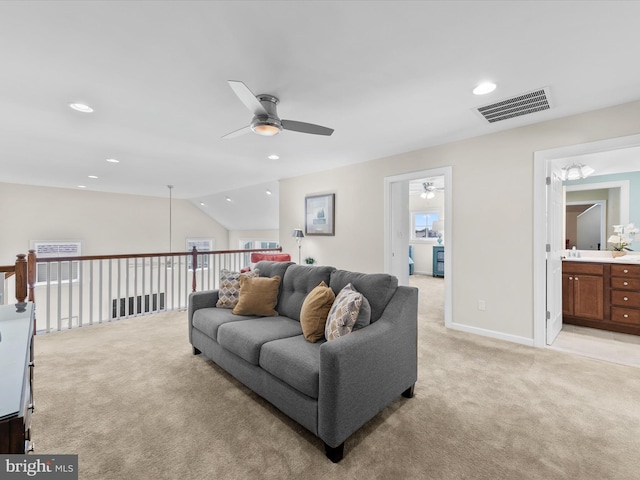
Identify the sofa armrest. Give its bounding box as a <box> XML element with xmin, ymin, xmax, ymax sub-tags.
<box><xmin>318</xmin><ymin>285</ymin><xmax>418</xmax><ymax>448</ymax></box>
<box><xmin>188</xmin><ymin>290</ymin><xmax>220</xmax><ymax>343</ymax></box>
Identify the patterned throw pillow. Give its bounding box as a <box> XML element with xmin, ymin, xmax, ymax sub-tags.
<box><xmin>325</xmin><ymin>283</ymin><xmax>363</xmax><ymax>341</ymax></box>
<box><xmin>216</xmin><ymin>269</ymin><xmax>259</xmax><ymax>309</ymax></box>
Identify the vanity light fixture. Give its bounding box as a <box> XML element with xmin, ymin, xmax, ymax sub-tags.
<box><xmin>473</xmin><ymin>82</ymin><xmax>497</xmax><ymax>95</ymax></box>
<box><xmin>560</xmin><ymin>163</ymin><xmax>595</xmax><ymax>181</ymax></box>
<box><xmin>69</xmin><ymin>102</ymin><xmax>94</xmax><ymax>113</ymax></box>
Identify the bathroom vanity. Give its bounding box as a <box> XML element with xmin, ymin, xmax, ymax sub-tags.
<box><xmin>563</xmin><ymin>254</ymin><xmax>640</xmax><ymax>336</ymax></box>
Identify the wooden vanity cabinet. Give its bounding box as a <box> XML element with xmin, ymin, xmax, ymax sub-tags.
<box><xmin>562</xmin><ymin>262</ymin><xmax>604</xmax><ymax>320</ymax></box>
<box><xmin>563</xmin><ymin>261</ymin><xmax>640</xmax><ymax>335</ymax></box>
<box><xmin>609</xmin><ymin>264</ymin><xmax>640</xmax><ymax>330</ymax></box>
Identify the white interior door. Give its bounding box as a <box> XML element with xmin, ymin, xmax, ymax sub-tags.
<box><xmin>546</xmin><ymin>168</ymin><xmax>564</xmax><ymax>344</ymax></box>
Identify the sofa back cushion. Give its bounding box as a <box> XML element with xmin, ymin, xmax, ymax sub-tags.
<box><xmin>278</xmin><ymin>265</ymin><xmax>335</xmax><ymax>321</ymax></box>
<box><xmin>254</xmin><ymin>261</ymin><xmax>294</xmax><ymax>301</ymax></box>
<box><xmin>329</xmin><ymin>270</ymin><xmax>398</xmax><ymax>323</ymax></box>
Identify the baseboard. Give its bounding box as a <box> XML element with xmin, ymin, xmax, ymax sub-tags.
<box><xmin>448</xmin><ymin>322</ymin><xmax>535</xmax><ymax>347</ymax></box>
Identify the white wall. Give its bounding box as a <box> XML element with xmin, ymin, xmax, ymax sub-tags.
<box><xmin>279</xmin><ymin>99</ymin><xmax>640</xmax><ymax>342</ymax></box>
<box><xmin>0</xmin><ymin>182</ymin><xmax>229</xmax><ymax>263</ymax></box>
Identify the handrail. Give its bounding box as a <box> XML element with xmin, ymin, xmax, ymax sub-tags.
<box><xmin>33</xmin><ymin>247</ymin><xmax>283</xmax><ymax>264</ymax></box>
<box><xmin>0</xmin><ymin>253</ymin><xmax>33</xmax><ymax>303</ymax></box>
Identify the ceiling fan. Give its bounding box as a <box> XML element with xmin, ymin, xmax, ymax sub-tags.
<box><xmin>420</xmin><ymin>182</ymin><xmax>443</xmax><ymax>199</ymax></box>
<box><xmin>222</xmin><ymin>80</ymin><xmax>334</xmax><ymax>139</ymax></box>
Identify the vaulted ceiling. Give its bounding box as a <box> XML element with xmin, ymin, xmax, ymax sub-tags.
<box><xmin>2</xmin><ymin>1</ymin><xmax>640</xmax><ymax>230</ymax></box>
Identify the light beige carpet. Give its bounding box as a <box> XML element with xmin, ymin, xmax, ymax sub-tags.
<box><xmin>32</xmin><ymin>275</ymin><xmax>640</xmax><ymax>479</ymax></box>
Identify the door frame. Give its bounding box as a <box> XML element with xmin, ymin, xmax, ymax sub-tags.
<box><xmin>384</xmin><ymin>166</ymin><xmax>452</xmax><ymax>328</ymax></box>
<box><xmin>533</xmin><ymin>133</ymin><xmax>640</xmax><ymax>348</ymax></box>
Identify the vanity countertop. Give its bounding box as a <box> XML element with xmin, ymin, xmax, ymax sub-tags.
<box><xmin>563</xmin><ymin>251</ymin><xmax>640</xmax><ymax>264</ymax></box>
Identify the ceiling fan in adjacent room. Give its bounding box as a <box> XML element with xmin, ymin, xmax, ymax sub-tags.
<box><xmin>420</xmin><ymin>182</ymin><xmax>442</xmax><ymax>199</ymax></box>
<box><xmin>222</xmin><ymin>80</ymin><xmax>334</xmax><ymax>139</ymax></box>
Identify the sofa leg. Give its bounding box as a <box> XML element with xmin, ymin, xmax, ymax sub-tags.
<box><xmin>402</xmin><ymin>384</ymin><xmax>415</xmax><ymax>398</ymax></box>
<box><xmin>324</xmin><ymin>442</ymin><xmax>344</xmax><ymax>463</ymax></box>
<box><xmin>193</xmin><ymin>346</ymin><xmax>201</xmax><ymax>355</ymax></box>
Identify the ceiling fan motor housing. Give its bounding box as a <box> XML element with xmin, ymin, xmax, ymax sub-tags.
<box><xmin>251</xmin><ymin>94</ymin><xmax>282</xmax><ymax>135</ymax></box>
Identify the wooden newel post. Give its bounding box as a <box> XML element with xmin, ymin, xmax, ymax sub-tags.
<box><xmin>27</xmin><ymin>249</ymin><xmax>36</xmax><ymax>303</ymax></box>
<box><xmin>14</xmin><ymin>254</ymin><xmax>27</xmax><ymax>303</ymax></box>
<box><xmin>191</xmin><ymin>246</ymin><xmax>198</xmax><ymax>293</ymax></box>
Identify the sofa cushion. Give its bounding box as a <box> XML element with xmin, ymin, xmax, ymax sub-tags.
<box><xmin>325</xmin><ymin>283</ymin><xmax>363</xmax><ymax>341</ymax></box>
<box><xmin>216</xmin><ymin>269</ymin><xmax>259</xmax><ymax>309</ymax></box>
<box><xmin>232</xmin><ymin>275</ymin><xmax>281</xmax><ymax>316</ymax></box>
<box><xmin>217</xmin><ymin>317</ymin><xmax>303</xmax><ymax>365</ymax></box>
<box><xmin>192</xmin><ymin>307</ymin><xmax>256</xmax><ymax>341</ymax></box>
<box><xmin>300</xmin><ymin>281</ymin><xmax>335</xmax><ymax>342</ymax></box>
<box><xmin>260</xmin><ymin>335</ymin><xmax>324</xmax><ymax>399</ymax></box>
<box><xmin>278</xmin><ymin>265</ymin><xmax>335</xmax><ymax>321</ymax></box>
<box><xmin>329</xmin><ymin>270</ymin><xmax>398</xmax><ymax>323</ymax></box>
<box><xmin>254</xmin><ymin>261</ymin><xmax>295</xmax><ymax>300</ymax></box>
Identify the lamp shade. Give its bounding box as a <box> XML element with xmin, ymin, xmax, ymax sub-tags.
<box><xmin>292</xmin><ymin>229</ymin><xmax>304</xmax><ymax>238</ymax></box>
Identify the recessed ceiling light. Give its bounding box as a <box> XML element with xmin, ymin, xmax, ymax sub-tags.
<box><xmin>225</xmin><ymin>196</ymin><xmax>231</xmax><ymax>202</ymax></box>
<box><xmin>88</xmin><ymin>175</ymin><xmax>98</xmax><ymax>179</ymax></box>
<box><xmin>266</xmin><ymin>189</ymin><xmax>272</xmax><ymax>195</ymax></box>
<box><xmin>77</xmin><ymin>185</ymin><xmax>87</xmax><ymax>189</ymax></box>
<box><xmin>69</xmin><ymin>102</ymin><xmax>94</xmax><ymax>113</ymax></box>
<box><xmin>106</xmin><ymin>158</ymin><xmax>120</xmax><ymax>163</ymax></box>
<box><xmin>268</xmin><ymin>154</ymin><xmax>280</xmax><ymax>160</ymax></box>
<box><xmin>473</xmin><ymin>82</ymin><xmax>497</xmax><ymax>95</ymax></box>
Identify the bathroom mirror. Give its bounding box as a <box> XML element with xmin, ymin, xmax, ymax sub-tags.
<box><xmin>564</xmin><ymin>181</ymin><xmax>628</xmax><ymax>250</ymax></box>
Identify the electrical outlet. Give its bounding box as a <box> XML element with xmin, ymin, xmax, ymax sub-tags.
<box><xmin>478</xmin><ymin>300</ymin><xmax>486</xmax><ymax>311</ymax></box>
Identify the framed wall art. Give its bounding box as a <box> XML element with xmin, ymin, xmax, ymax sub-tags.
<box><xmin>305</xmin><ymin>193</ymin><xmax>335</xmax><ymax>236</ymax></box>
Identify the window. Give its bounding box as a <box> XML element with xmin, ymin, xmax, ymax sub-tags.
<box><xmin>34</xmin><ymin>241</ymin><xmax>81</xmax><ymax>285</ymax></box>
<box><xmin>412</xmin><ymin>212</ymin><xmax>441</xmax><ymax>240</ymax></box>
<box><xmin>186</xmin><ymin>238</ymin><xmax>214</xmax><ymax>270</ymax></box>
<box><xmin>240</xmin><ymin>240</ymin><xmax>280</xmax><ymax>266</ymax></box>
<box><xmin>240</xmin><ymin>240</ymin><xmax>280</xmax><ymax>250</ymax></box>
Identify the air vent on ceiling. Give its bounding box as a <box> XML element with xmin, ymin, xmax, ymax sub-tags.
<box><xmin>476</xmin><ymin>87</ymin><xmax>551</xmax><ymax>123</ymax></box>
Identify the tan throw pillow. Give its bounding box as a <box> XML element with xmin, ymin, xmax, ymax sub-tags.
<box><xmin>232</xmin><ymin>276</ymin><xmax>281</xmax><ymax>316</ymax></box>
<box><xmin>325</xmin><ymin>283</ymin><xmax>363</xmax><ymax>341</ymax></box>
<box><xmin>300</xmin><ymin>281</ymin><xmax>336</xmax><ymax>343</ymax></box>
<box><xmin>216</xmin><ymin>269</ymin><xmax>259</xmax><ymax>309</ymax></box>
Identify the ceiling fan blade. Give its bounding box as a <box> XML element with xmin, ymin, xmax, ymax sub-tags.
<box><xmin>228</xmin><ymin>80</ymin><xmax>268</xmax><ymax>116</ymax></box>
<box><xmin>281</xmin><ymin>119</ymin><xmax>334</xmax><ymax>136</ymax></box>
<box><xmin>221</xmin><ymin>125</ymin><xmax>252</xmax><ymax>139</ymax></box>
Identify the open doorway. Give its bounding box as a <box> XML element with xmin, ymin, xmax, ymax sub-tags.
<box><xmin>534</xmin><ymin>133</ymin><xmax>640</xmax><ymax>366</ymax></box>
<box><xmin>384</xmin><ymin>166</ymin><xmax>452</xmax><ymax>328</ymax></box>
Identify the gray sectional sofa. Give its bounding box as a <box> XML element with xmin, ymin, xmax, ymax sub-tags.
<box><xmin>188</xmin><ymin>261</ymin><xmax>418</xmax><ymax>462</ymax></box>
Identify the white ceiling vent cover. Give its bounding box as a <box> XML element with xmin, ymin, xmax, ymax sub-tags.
<box><xmin>476</xmin><ymin>87</ymin><xmax>551</xmax><ymax>123</ymax></box>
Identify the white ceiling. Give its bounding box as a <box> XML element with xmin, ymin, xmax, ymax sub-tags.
<box><xmin>2</xmin><ymin>1</ymin><xmax>640</xmax><ymax>230</ymax></box>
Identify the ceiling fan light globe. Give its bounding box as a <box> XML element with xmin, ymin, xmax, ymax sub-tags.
<box><xmin>426</xmin><ymin>191</ymin><xmax>435</xmax><ymax>199</ymax></box>
<box><xmin>252</xmin><ymin>124</ymin><xmax>280</xmax><ymax>136</ymax></box>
